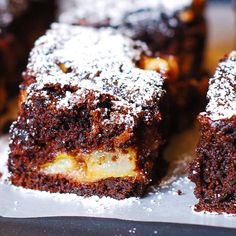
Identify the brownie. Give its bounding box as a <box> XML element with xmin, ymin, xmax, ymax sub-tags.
<box><xmin>8</xmin><ymin>24</ymin><xmax>168</xmax><ymax>199</ymax></box>
<box><xmin>0</xmin><ymin>0</ymin><xmax>55</xmax><ymax>133</ymax></box>
<box><xmin>58</xmin><ymin>0</ymin><xmax>206</xmax><ymax>79</ymax></box>
<box><xmin>57</xmin><ymin>0</ymin><xmax>208</xmax><ymax>131</ymax></box>
<box><xmin>189</xmin><ymin>51</ymin><xmax>236</xmax><ymax>214</ymax></box>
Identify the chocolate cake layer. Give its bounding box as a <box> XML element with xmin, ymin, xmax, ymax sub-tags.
<box><xmin>189</xmin><ymin>51</ymin><xmax>236</xmax><ymax>214</ymax></box>
<box><xmin>8</xmin><ymin>24</ymin><xmax>168</xmax><ymax>199</ymax></box>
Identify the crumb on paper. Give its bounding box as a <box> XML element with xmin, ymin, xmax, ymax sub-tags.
<box><xmin>177</xmin><ymin>189</ymin><xmax>183</xmax><ymax>195</ymax></box>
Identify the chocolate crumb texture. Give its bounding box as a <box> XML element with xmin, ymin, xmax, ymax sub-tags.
<box><xmin>189</xmin><ymin>51</ymin><xmax>236</xmax><ymax>214</ymax></box>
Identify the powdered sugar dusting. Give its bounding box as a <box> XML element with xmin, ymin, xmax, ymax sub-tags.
<box><xmin>203</xmin><ymin>51</ymin><xmax>236</xmax><ymax>120</ymax></box>
<box><xmin>58</xmin><ymin>0</ymin><xmax>192</xmax><ymax>26</ymax></box>
<box><xmin>24</xmin><ymin>24</ymin><xmax>165</xmax><ymax>128</ymax></box>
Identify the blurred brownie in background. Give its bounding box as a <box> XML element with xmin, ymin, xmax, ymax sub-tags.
<box><xmin>57</xmin><ymin>0</ymin><xmax>208</xmax><ymax>131</ymax></box>
<box><xmin>58</xmin><ymin>0</ymin><xmax>206</xmax><ymax>80</ymax></box>
<box><xmin>0</xmin><ymin>0</ymin><xmax>55</xmax><ymax>133</ymax></box>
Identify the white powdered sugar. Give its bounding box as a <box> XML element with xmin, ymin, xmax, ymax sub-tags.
<box><xmin>58</xmin><ymin>0</ymin><xmax>192</xmax><ymax>26</ymax></box>
<box><xmin>203</xmin><ymin>51</ymin><xmax>236</xmax><ymax>120</ymax></box>
<box><xmin>24</xmin><ymin>23</ymin><xmax>165</xmax><ymax>128</ymax></box>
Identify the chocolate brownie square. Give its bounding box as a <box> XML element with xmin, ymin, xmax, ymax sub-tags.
<box><xmin>8</xmin><ymin>24</ymin><xmax>168</xmax><ymax>199</ymax></box>
<box><xmin>189</xmin><ymin>51</ymin><xmax>236</xmax><ymax>214</ymax></box>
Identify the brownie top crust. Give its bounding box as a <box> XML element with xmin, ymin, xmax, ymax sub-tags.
<box><xmin>58</xmin><ymin>0</ymin><xmax>194</xmax><ymax>27</ymax></box>
<box><xmin>0</xmin><ymin>0</ymin><xmax>28</xmax><ymax>29</ymax></box>
<box><xmin>203</xmin><ymin>51</ymin><xmax>236</xmax><ymax>120</ymax></box>
<box><xmin>23</xmin><ymin>23</ymin><xmax>165</xmax><ymax>128</ymax></box>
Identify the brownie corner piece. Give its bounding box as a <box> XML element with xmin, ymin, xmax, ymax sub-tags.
<box><xmin>189</xmin><ymin>51</ymin><xmax>236</xmax><ymax>214</ymax></box>
<box><xmin>8</xmin><ymin>24</ymin><xmax>168</xmax><ymax>199</ymax></box>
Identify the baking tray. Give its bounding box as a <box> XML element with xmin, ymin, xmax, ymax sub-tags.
<box><xmin>0</xmin><ymin>2</ymin><xmax>236</xmax><ymax>236</ymax></box>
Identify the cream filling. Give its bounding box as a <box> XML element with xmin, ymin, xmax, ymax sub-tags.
<box><xmin>41</xmin><ymin>148</ymin><xmax>138</xmax><ymax>182</ymax></box>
